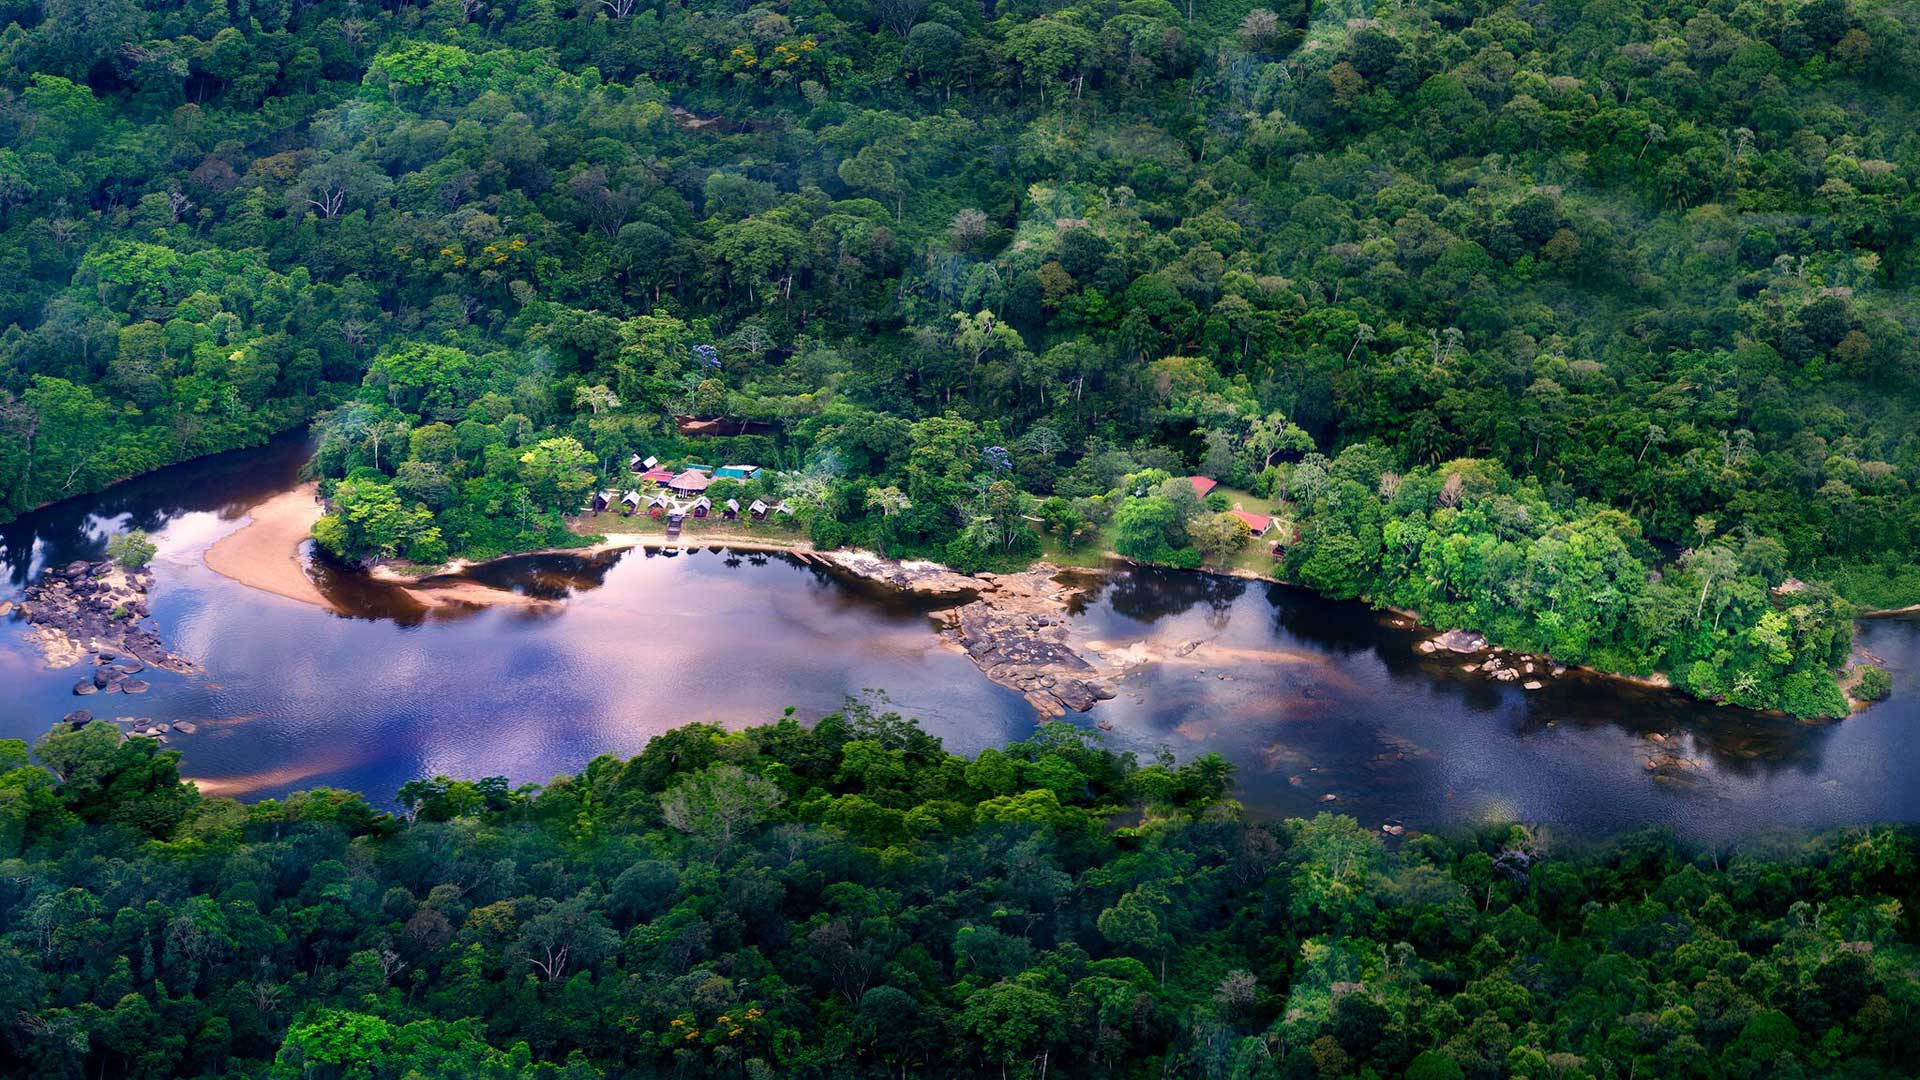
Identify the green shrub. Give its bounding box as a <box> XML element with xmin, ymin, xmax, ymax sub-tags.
<box><xmin>1854</xmin><ymin>665</ymin><xmax>1892</xmax><ymax>703</ymax></box>
<box><xmin>809</xmin><ymin>516</ymin><xmax>849</xmax><ymax>550</ymax></box>
<box><xmin>106</xmin><ymin>530</ymin><xmax>157</xmax><ymax>569</ymax></box>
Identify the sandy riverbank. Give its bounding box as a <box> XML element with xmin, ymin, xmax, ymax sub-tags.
<box><xmin>204</xmin><ymin>485</ymin><xmax>328</xmax><ymax>606</ymax></box>
<box><xmin>373</xmin><ymin>570</ymin><xmax>556</xmax><ymax>610</ymax></box>
<box><xmin>207</xmin><ymin>486</ymin><xmax>553</xmax><ymax>611</ymax></box>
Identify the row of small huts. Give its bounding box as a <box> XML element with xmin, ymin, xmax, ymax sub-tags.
<box><xmin>587</xmin><ymin>489</ymin><xmax>792</xmax><ymax>522</ymax></box>
<box><xmin>585</xmin><ymin>456</ymin><xmax>789</xmax><ymax>523</ymax></box>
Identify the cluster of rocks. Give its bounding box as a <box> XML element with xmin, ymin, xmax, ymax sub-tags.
<box><xmin>1417</xmin><ymin>628</ymin><xmax>1486</xmax><ymax>654</ymax></box>
<box><xmin>934</xmin><ymin>568</ymin><xmax>1117</xmax><ymax>717</ymax></box>
<box><xmin>59</xmin><ymin>709</ymin><xmax>198</xmax><ymax>742</ymax></box>
<box><xmin>15</xmin><ymin>560</ymin><xmax>193</xmax><ymax>679</ymax></box>
<box><xmin>820</xmin><ymin>551</ymin><xmax>981</xmax><ymax>600</ymax></box>
<box><xmin>1417</xmin><ymin>627</ymin><xmax>1565</xmax><ymax>692</ymax></box>
<box><xmin>1464</xmin><ymin>653</ymin><xmax>1566</xmax><ymax>691</ymax></box>
<box><xmin>820</xmin><ymin>554</ymin><xmax>1119</xmax><ymax>717</ymax></box>
<box><xmin>945</xmin><ymin>600</ymin><xmax>1114</xmax><ymax>716</ymax></box>
<box><xmin>70</xmin><ymin>652</ymin><xmax>154</xmax><ymax>696</ymax></box>
<box><xmin>1644</xmin><ymin>749</ymin><xmax>1706</xmax><ymax>785</ymax></box>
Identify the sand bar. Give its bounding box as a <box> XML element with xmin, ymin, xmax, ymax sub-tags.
<box><xmin>401</xmin><ymin>580</ymin><xmax>555</xmax><ymax>610</ymax></box>
<box><xmin>208</xmin><ymin>484</ymin><xmax>556</xmax><ymax>611</ymax></box>
<box><xmin>204</xmin><ymin>484</ymin><xmax>328</xmax><ymax>607</ymax></box>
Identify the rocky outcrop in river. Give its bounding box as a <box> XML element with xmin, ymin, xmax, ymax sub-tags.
<box><xmin>824</xmin><ymin>555</ymin><xmax>1117</xmax><ymax>717</ymax></box>
<box><xmin>15</xmin><ymin>560</ymin><xmax>194</xmax><ymax>679</ymax></box>
<box><xmin>820</xmin><ymin>551</ymin><xmax>981</xmax><ymax>599</ymax></box>
<box><xmin>939</xmin><ymin>570</ymin><xmax>1116</xmax><ymax>717</ymax></box>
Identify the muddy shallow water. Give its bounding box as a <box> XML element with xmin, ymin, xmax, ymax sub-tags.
<box><xmin>3</xmin><ymin>435</ymin><xmax>1916</xmax><ymax>839</ymax></box>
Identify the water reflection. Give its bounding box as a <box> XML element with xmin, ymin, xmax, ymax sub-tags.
<box><xmin>1</xmin><ymin>432</ymin><xmax>313</xmax><ymax>598</ymax></box>
<box><xmin>1062</xmin><ymin>564</ymin><xmax>1920</xmax><ymax>838</ymax></box>
<box><xmin>2</xmin><ymin>441</ymin><xmax>1918</xmax><ymax>840</ymax></box>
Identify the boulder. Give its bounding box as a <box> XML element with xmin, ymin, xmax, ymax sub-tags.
<box><xmin>1430</xmin><ymin>629</ymin><xmax>1488</xmax><ymax>654</ymax></box>
<box><xmin>121</xmin><ymin>679</ymin><xmax>149</xmax><ymax>694</ymax></box>
<box><xmin>72</xmin><ymin>680</ymin><xmax>97</xmax><ymax>696</ymax></box>
<box><xmin>63</xmin><ymin>709</ymin><xmax>93</xmax><ymax>727</ymax></box>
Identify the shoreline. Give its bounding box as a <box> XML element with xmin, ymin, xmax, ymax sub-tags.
<box><xmin>205</xmin><ymin>488</ymin><xmax>557</xmax><ymax>612</ymax></box>
<box><xmin>204</xmin><ymin>484</ymin><xmax>328</xmax><ymax>607</ymax></box>
<box><xmin>360</xmin><ymin>518</ymin><xmax>821</xmax><ymax>586</ymax></box>
<box><xmin>1860</xmin><ymin>603</ymin><xmax>1920</xmax><ymax>618</ymax></box>
<box><xmin>199</xmin><ymin>491</ymin><xmax>1867</xmax><ymax>720</ymax></box>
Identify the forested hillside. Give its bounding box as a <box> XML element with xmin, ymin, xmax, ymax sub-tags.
<box><xmin>1</xmin><ymin>711</ymin><xmax>1916</xmax><ymax>1078</ymax></box>
<box><xmin>3</xmin><ymin>0</ymin><xmax>1917</xmax><ymax>709</ymax></box>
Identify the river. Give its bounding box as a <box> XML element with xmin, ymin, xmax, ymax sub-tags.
<box><xmin>4</xmin><ymin>434</ymin><xmax>1917</xmax><ymax>840</ymax></box>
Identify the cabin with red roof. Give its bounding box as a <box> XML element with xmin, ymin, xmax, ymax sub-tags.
<box><xmin>1230</xmin><ymin>510</ymin><xmax>1273</xmax><ymax>536</ymax></box>
<box><xmin>1187</xmin><ymin>476</ymin><xmax>1217</xmax><ymax>498</ymax></box>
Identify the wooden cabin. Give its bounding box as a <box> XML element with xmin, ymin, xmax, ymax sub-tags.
<box><xmin>641</xmin><ymin>466</ymin><xmax>676</xmax><ymax>487</ymax></box>
<box><xmin>722</xmin><ymin>498</ymin><xmax>740</xmax><ymax>520</ymax></box>
<box><xmin>620</xmin><ymin>490</ymin><xmax>642</xmax><ymax>516</ymax></box>
<box><xmin>588</xmin><ymin>490</ymin><xmax>612</xmax><ymax>514</ymax></box>
<box><xmin>774</xmin><ymin>501</ymin><xmax>795</xmax><ymax>517</ymax></box>
<box><xmin>691</xmin><ymin>496</ymin><xmax>711</xmax><ymax>519</ymax></box>
<box><xmin>648</xmin><ymin>494</ymin><xmax>669</xmax><ymax>520</ymax></box>
<box><xmin>749</xmin><ymin>498</ymin><xmax>770</xmax><ymax>522</ymax></box>
<box><xmin>1187</xmin><ymin>476</ymin><xmax>1218</xmax><ymax>498</ymax></box>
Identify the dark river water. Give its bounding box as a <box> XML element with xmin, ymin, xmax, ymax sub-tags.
<box><xmin>4</xmin><ymin>434</ymin><xmax>1917</xmax><ymax>840</ymax></box>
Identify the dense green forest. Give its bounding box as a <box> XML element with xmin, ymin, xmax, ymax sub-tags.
<box><xmin>0</xmin><ymin>710</ymin><xmax>1915</xmax><ymax>1078</ymax></box>
<box><xmin>3</xmin><ymin>0</ymin><xmax>1917</xmax><ymax>706</ymax></box>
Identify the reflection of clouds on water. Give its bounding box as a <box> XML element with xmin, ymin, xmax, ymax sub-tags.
<box><xmin>147</xmin><ymin>511</ymin><xmax>238</xmax><ymax>568</ymax></box>
<box><xmin>0</xmin><ymin>536</ymin><xmax>48</xmax><ymax>595</ymax></box>
<box><xmin>9</xmin><ymin>440</ymin><xmax>1920</xmax><ymax>837</ymax></box>
<box><xmin>81</xmin><ymin>512</ymin><xmax>131</xmax><ymax>545</ymax></box>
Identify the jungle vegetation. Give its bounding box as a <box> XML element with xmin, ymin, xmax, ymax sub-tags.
<box><xmin>1</xmin><ymin>2</ymin><xmax>1914</xmax><ymax>687</ymax></box>
<box><xmin>0</xmin><ymin>710</ymin><xmax>1916</xmax><ymax>1078</ymax></box>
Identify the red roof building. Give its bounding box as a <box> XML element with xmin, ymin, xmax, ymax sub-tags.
<box><xmin>1231</xmin><ymin>510</ymin><xmax>1273</xmax><ymax>536</ymax></box>
<box><xmin>640</xmin><ymin>467</ymin><xmax>676</xmax><ymax>486</ymax></box>
<box><xmin>1187</xmin><ymin>476</ymin><xmax>1217</xmax><ymax>498</ymax></box>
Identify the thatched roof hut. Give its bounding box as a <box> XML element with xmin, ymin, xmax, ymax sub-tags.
<box><xmin>669</xmin><ymin>469</ymin><xmax>712</xmax><ymax>494</ymax></box>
